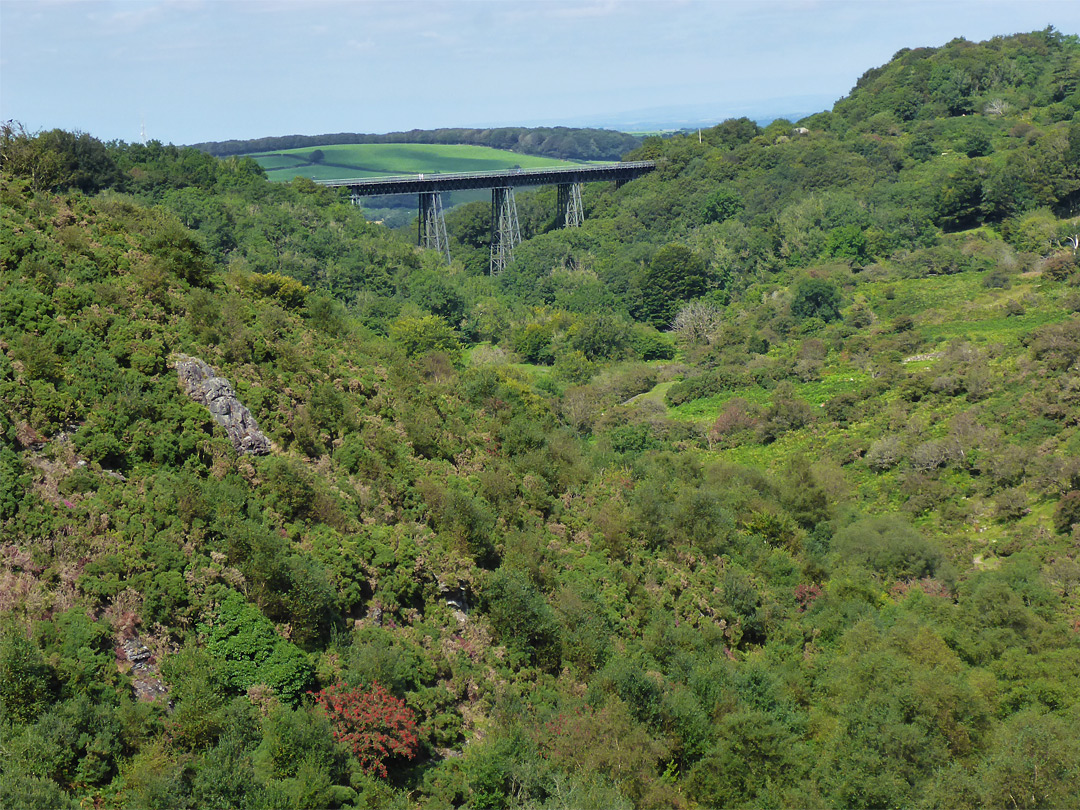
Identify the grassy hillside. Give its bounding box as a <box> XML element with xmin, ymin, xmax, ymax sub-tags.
<box><xmin>250</xmin><ymin>143</ymin><xmax>597</xmax><ymax>181</ymax></box>
<box><xmin>192</xmin><ymin>125</ymin><xmax>642</xmax><ymax>162</ymax></box>
<box><xmin>2</xmin><ymin>29</ymin><xmax>1080</xmax><ymax>810</ymax></box>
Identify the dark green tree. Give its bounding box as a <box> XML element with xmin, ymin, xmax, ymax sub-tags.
<box><xmin>0</xmin><ymin>631</ymin><xmax>57</xmax><ymax>724</ymax></box>
<box><xmin>631</xmin><ymin>244</ymin><xmax>711</xmax><ymax>328</ymax></box>
<box><xmin>791</xmin><ymin>277</ymin><xmax>842</xmax><ymax>322</ymax></box>
<box><xmin>703</xmin><ymin>187</ymin><xmax>744</xmax><ymax>224</ymax></box>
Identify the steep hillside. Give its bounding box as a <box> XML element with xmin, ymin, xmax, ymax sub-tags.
<box><xmin>2</xmin><ymin>29</ymin><xmax>1080</xmax><ymax>810</ymax></box>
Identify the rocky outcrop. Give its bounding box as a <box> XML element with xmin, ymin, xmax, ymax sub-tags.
<box><xmin>174</xmin><ymin>355</ymin><xmax>271</xmax><ymax>455</ymax></box>
<box><xmin>120</xmin><ymin>637</ymin><xmax>169</xmax><ymax>703</ymax></box>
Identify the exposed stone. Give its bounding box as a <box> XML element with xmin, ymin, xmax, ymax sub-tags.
<box><xmin>119</xmin><ymin>636</ymin><xmax>171</xmax><ymax>703</ymax></box>
<box><xmin>174</xmin><ymin>355</ymin><xmax>271</xmax><ymax>455</ymax></box>
<box><xmin>122</xmin><ymin>638</ymin><xmax>152</xmax><ymax>665</ymax></box>
<box><xmin>132</xmin><ymin>678</ymin><xmax>170</xmax><ymax>703</ymax></box>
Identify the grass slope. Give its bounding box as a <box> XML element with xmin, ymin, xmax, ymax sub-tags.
<box><xmin>250</xmin><ymin>143</ymin><xmax>597</xmax><ymax>182</ymax></box>
<box><xmin>606</xmin><ymin>252</ymin><xmax>1080</xmax><ymax>560</ymax></box>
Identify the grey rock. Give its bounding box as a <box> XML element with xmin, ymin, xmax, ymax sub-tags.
<box><xmin>175</xmin><ymin>355</ymin><xmax>271</xmax><ymax>455</ymax></box>
<box><xmin>132</xmin><ymin>678</ymin><xmax>170</xmax><ymax>703</ymax></box>
<box><xmin>122</xmin><ymin>638</ymin><xmax>152</xmax><ymax>665</ymax></box>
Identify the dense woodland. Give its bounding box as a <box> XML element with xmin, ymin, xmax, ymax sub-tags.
<box><xmin>192</xmin><ymin>127</ymin><xmax>644</xmax><ymax>163</ymax></box>
<box><xmin>2</xmin><ymin>28</ymin><xmax>1080</xmax><ymax>809</ymax></box>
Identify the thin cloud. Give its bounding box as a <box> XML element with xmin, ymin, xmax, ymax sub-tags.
<box><xmin>3</xmin><ymin>0</ymin><xmax>1078</xmax><ymax>143</ymax></box>
<box><xmin>548</xmin><ymin>0</ymin><xmax>622</xmax><ymax>19</ymax></box>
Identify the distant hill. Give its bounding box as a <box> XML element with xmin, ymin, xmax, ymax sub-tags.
<box><xmin>191</xmin><ymin>126</ymin><xmax>643</xmax><ymax>162</ymax></box>
<box><xmin>553</xmin><ymin>94</ymin><xmax>840</xmax><ymax>133</ymax></box>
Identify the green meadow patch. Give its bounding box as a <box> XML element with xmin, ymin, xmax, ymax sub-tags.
<box><xmin>919</xmin><ymin>309</ymin><xmax>1064</xmax><ymax>344</ymax></box>
<box><xmin>666</xmin><ymin>370</ymin><xmax>871</xmax><ymax>422</ymax></box>
<box><xmin>249</xmin><ymin>143</ymin><xmax>597</xmax><ymax>182</ymax></box>
<box><xmin>253</xmin><ymin>153</ymin><xmax>310</xmax><ymax>170</ymax></box>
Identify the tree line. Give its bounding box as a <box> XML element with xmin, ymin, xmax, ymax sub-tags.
<box><xmin>191</xmin><ymin>126</ymin><xmax>643</xmax><ymax>162</ymax></box>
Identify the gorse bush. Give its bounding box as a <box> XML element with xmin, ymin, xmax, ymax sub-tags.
<box><xmin>833</xmin><ymin>516</ymin><xmax>943</xmax><ymax>580</ymax></box>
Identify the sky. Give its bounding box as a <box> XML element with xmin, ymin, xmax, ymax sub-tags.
<box><xmin>2</xmin><ymin>0</ymin><xmax>1078</xmax><ymax>145</ymax></box>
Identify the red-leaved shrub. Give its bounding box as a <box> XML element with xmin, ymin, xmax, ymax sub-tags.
<box><xmin>312</xmin><ymin>681</ymin><xmax>420</xmax><ymax>777</ymax></box>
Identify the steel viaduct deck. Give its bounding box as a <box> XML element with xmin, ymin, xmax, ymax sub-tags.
<box><xmin>318</xmin><ymin>161</ymin><xmax>655</xmax><ymax>195</ymax></box>
<box><xmin>318</xmin><ymin>161</ymin><xmax>655</xmax><ymax>273</ymax></box>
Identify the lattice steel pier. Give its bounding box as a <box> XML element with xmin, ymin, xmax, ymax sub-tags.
<box><xmin>556</xmin><ymin>183</ymin><xmax>584</xmax><ymax>229</ymax></box>
<box><xmin>418</xmin><ymin>192</ymin><xmax>451</xmax><ymax>263</ymax></box>
<box><xmin>489</xmin><ymin>187</ymin><xmax>521</xmax><ymax>276</ymax></box>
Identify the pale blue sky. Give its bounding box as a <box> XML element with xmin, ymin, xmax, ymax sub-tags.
<box><xmin>2</xmin><ymin>0</ymin><xmax>1077</xmax><ymax>145</ymax></box>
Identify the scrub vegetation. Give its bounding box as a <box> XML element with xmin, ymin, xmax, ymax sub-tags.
<box><xmin>2</xmin><ymin>28</ymin><xmax>1080</xmax><ymax>809</ymax></box>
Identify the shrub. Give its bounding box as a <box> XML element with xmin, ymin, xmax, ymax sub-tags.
<box><xmin>200</xmin><ymin>591</ymin><xmax>314</xmax><ymax>705</ymax></box>
<box><xmin>598</xmin><ymin>657</ymin><xmax>663</xmax><ymax>727</ymax></box>
<box><xmin>483</xmin><ymin>569</ymin><xmax>561</xmax><ymax>671</ymax></box>
<box><xmin>0</xmin><ymin>632</ymin><xmax>57</xmax><ymax>724</ymax></box>
<box><xmin>982</xmin><ymin>267</ymin><xmax>1012</xmax><ymax>289</ymax></box>
<box><xmin>791</xmin><ymin>278</ymin><xmax>842</xmax><ymax>322</ymax></box>
<box><xmin>34</xmin><ymin>610</ymin><xmax>115</xmax><ymax>696</ymax></box>
<box><xmin>1029</xmin><ymin>319</ymin><xmax>1080</xmax><ymax>371</ymax></box>
<box><xmin>826</xmin><ymin>224</ymin><xmax>868</xmax><ymax>263</ymax></box>
<box><xmin>0</xmin><ymin>444</ymin><xmax>30</xmax><ymax>520</ymax></box>
<box><xmin>708</xmin><ymin>398</ymin><xmax>761</xmax><ymax>448</ymax></box>
<box><xmin>631</xmin><ymin>325</ymin><xmax>675</xmax><ymax>360</ymax></box>
<box><xmin>512</xmin><ymin>322</ymin><xmax>555</xmax><ymax>364</ymax></box>
<box><xmin>553</xmin><ymin>349</ymin><xmax>596</xmax><ymax>384</ymax></box>
<box><xmin>994</xmin><ymin>488</ymin><xmax>1029</xmax><ymax>522</ymax></box>
<box><xmin>910</xmin><ymin>439</ymin><xmax>960</xmax><ymax>471</ymax></box>
<box><xmin>261</xmin><ymin>457</ymin><xmax>315</xmax><ymax>520</ymax></box>
<box><xmin>425</xmin><ymin>481</ymin><xmax>497</xmax><ymax>565</ymax></box>
<box><xmin>606</xmin><ymin>365</ymin><xmax>658</xmax><ymax>402</ymax></box>
<box><xmin>569</xmin><ymin>314</ymin><xmax>632</xmax><ymax>361</ymax></box>
<box><xmin>757</xmin><ymin>382</ymin><xmax>815</xmax><ymax>443</ymax></box>
<box><xmin>1040</xmin><ymin>251</ymin><xmax>1077</xmax><ymax>282</ymax></box>
<box><xmin>389</xmin><ymin>315</ymin><xmax>461</xmax><ymax>359</ymax></box>
<box><xmin>1054</xmin><ymin>491</ymin><xmax>1080</xmax><ymax>535</ymax></box>
<box><xmin>703</xmin><ymin>186</ymin><xmax>744</xmax><ymax>224</ymax></box>
<box><xmin>249</xmin><ymin>272</ymin><xmax>310</xmax><ymax>309</ymax></box>
<box><xmin>833</xmin><ymin>515</ymin><xmax>943</xmax><ymax>580</ymax></box>
<box><xmin>345</xmin><ymin>627</ymin><xmax>437</xmax><ymax>696</ymax></box>
<box><xmin>824</xmin><ymin>391</ymin><xmax>861</xmax><ymax>425</ymax></box>
<box><xmin>893</xmin><ymin>314</ymin><xmax>915</xmax><ymax>332</ymax></box>
<box><xmin>666</xmin><ymin>367</ymin><xmax>748</xmax><ymax>407</ymax></box>
<box><xmin>608</xmin><ymin>423</ymin><xmax>661</xmax><ymax>454</ymax></box>
<box><xmin>312</xmin><ymin>682</ymin><xmax>419</xmax><ymax>777</ymax></box>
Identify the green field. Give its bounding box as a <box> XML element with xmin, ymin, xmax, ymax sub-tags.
<box><xmin>248</xmin><ymin>143</ymin><xmax>596</xmax><ymax>182</ymax></box>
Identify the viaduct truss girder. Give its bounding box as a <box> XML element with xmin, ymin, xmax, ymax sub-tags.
<box><xmin>325</xmin><ymin>161</ymin><xmax>654</xmax><ymax>274</ymax></box>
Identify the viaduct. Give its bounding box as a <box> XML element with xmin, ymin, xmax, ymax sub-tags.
<box><xmin>318</xmin><ymin>161</ymin><xmax>655</xmax><ymax>274</ymax></box>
